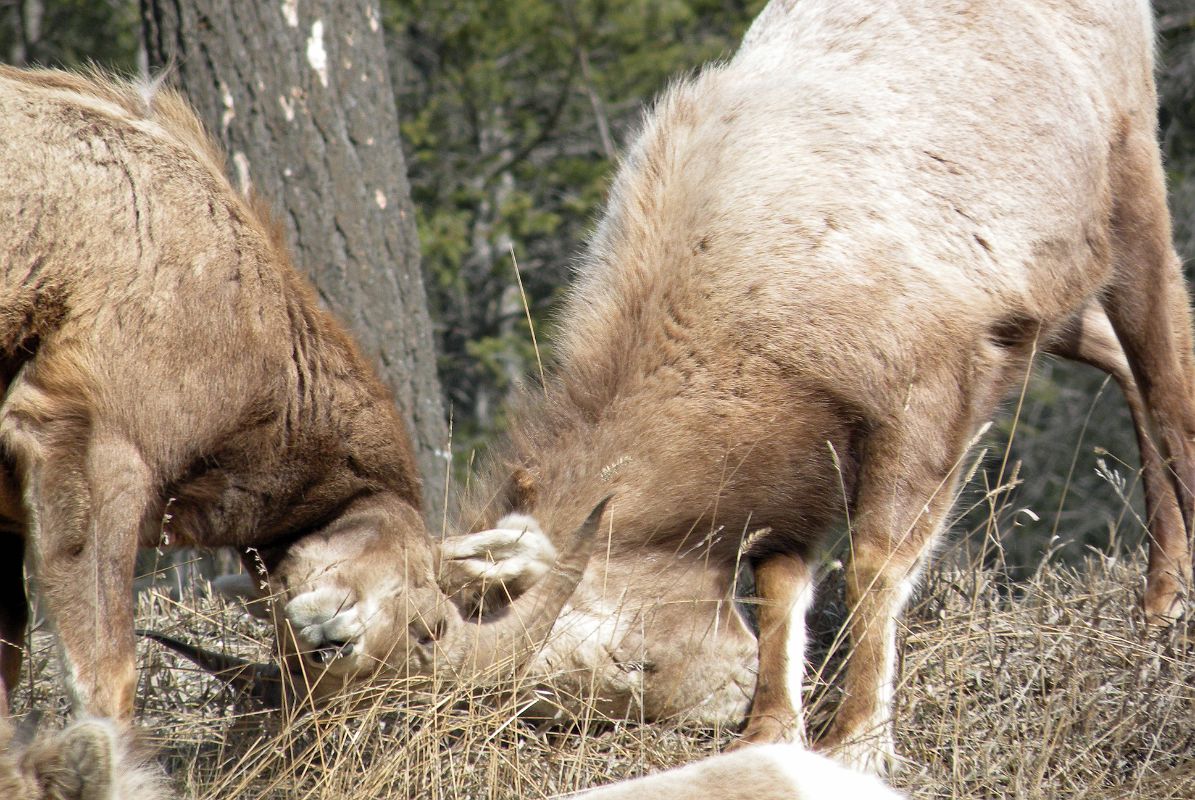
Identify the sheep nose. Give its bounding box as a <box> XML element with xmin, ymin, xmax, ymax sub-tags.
<box><xmin>307</xmin><ymin>639</ymin><xmax>354</xmax><ymax>665</ymax></box>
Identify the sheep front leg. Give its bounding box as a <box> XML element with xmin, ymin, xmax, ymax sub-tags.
<box><xmin>24</xmin><ymin>431</ymin><xmax>150</xmax><ymax>722</ymax></box>
<box><xmin>733</xmin><ymin>552</ymin><xmax>813</xmax><ymax>748</ymax></box>
<box><xmin>1101</xmin><ymin>131</ymin><xmax>1195</xmax><ymax>624</ymax></box>
<box><xmin>817</xmin><ymin>422</ymin><xmax>960</xmax><ymax>775</ymax></box>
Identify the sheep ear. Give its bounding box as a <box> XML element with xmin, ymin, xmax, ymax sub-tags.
<box><xmin>504</xmin><ymin>467</ymin><xmax>538</xmax><ymax>512</ymax></box>
<box><xmin>211</xmin><ymin>573</ymin><xmax>274</xmax><ymax>621</ymax></box>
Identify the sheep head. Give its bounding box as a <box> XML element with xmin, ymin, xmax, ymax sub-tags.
<box><xmin>143</xmin><ymin>496</ymin><xmax>607</xmax><ymax>706</ymax></box>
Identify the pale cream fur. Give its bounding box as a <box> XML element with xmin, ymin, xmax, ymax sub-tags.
<box><xmin>456</xmin><ymin>0</ymin><xmax>1195</xmax><ymax>774</ymax></box>
<box><xmin>562</xmin><ymin>744</ymin><xmax>905</xmax><ymax>800</ymax></box>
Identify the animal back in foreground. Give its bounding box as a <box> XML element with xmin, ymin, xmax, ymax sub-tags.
<box><xmin>0</xmin><ymin>717</ymin><xmax>169</xmax><ymax>800</ymax></box>
<box><xmin>564</xmin><ymin>744</ymin><xmax>905</xmax><ymax>800</ymax></box>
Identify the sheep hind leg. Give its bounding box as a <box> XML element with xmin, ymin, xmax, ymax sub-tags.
<box><xmin>1102</xmin><ymin>129</ymin><xmax>1195</xmax><ymax>625</ymax></box>
<box><xmin>1048</xmin><ymin>303</ymin><xmax>1189</xmax><ymax>624</ymax></box>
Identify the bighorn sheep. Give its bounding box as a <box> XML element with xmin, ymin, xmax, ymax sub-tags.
<box><xmin>454</xmin><ymin>0</ymin><xmax>1195</xmax><ymax>772</ymax></box>
<box><xmin>562</xmin><ymin>744</ymin><xmax>905</xmax><ymax>800</ymax></box>
<box><xmin>0</xmin><ymin>66</ymin><xmax>598</xmax><ymax>722</ymax></box>
<box><xmin>0</xmin><ymin>716</ymin><xmax>169</xmax><ymax>800</ymax></box>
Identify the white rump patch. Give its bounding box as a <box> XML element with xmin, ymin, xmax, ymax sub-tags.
<box><xmin>306</xmin><ymin>20</ymin><xmax>329</xmax><ymax>88</ymax></box>
<box><xmin>375</xmin><ymin>189</ymin><xmax>387</xmax><ymax>209</ymax></box>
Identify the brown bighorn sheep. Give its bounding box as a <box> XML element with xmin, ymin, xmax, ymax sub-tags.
<box><xmin>0</xmin><ymin>716</ymin><xmax>170</xmax><ymax>800</ymax></box>
<box><xmin>0</xmin><ymin>66</ymin><xmax>598</xmax><ymax>723</ymax></box>
<box><xmin>562</xmin><ymin>744</ymin><xmax>904</xmax><ymax>800</ymax></box>
<box><xmin>454</xmin><ymin>0</ymin><xmax>1195</xmax><ymax>773</ymax></box>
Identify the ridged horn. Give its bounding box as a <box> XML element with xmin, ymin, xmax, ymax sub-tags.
<box><xmin>136</xmin><ymin>629</ymin><xmax>286</xmax><ymax>708</ymax></box>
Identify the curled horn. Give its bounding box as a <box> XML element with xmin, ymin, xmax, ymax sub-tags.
<box><xmin>136</xmin><ymin>629</ymin><xmax>286</xmax><ymax>708</ymax></box>
<box><xmin>442</xmin><ymin>495</ymin><xmax>610</xmax><ymax>677</ymax></box>
<box><xmin>137</xmin><ymin>496</ymin><xmax>608</xmax><ymax>704</ymax></box>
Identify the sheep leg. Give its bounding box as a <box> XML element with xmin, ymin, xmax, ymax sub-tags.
<box><xmin>1048</xmin><ymin>304</ymin><xmax>1189</xmax><ymax>624</ymax></box>
<box><xmin>1101</xmin><ymin>129</ymin><xmax>1195</xmax><ymax>624</ymax></box>
<box><xmin>817</xmin><ymin>419</ymin><xmax>961</xmax><ymax>775</ymax></box>
<box><xmin>0</xmin><ymin>531</ymin><xmax>27</xmax><ymax>716</ymax></box>
<box><xmin>732</xmin><ymin>552</ymin><xmax>813</xmax><ymax>748</ymax></box>
<box><xmin>12</xmin><ymin>423</ymin><xmax>149</xmax><ymax>722</ymax></box>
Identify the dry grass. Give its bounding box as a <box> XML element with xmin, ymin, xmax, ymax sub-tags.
<box><xmin>894</xmin><ymin>555</ymin><xmax>1194</xmax><ymax>799</ymax></box>
<box><xmin>9</xmin><ymin>541</ymin><xmax>1192</xmax><ymax>800</ymax></box>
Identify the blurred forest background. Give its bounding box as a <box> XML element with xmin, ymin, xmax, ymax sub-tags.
<box><xmin>2</xmin><ymin>0</ymin><xmax>1194</xmax><ymax>574</ymax></box>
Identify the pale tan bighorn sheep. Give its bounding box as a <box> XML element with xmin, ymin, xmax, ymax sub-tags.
<box><xmin>452</xmin><ymin>0</ymin><xmax>1195</xmax><ymax>773</ymax></box>
<box><xmin>0</xmin><ymin>716</ymin><xmax>170</xmax><ymax>800</ymax></box>
<box><xmin>561</xmin><ymin>744</ymin><xmax>905</xmax><ymax>800</ymax></box>
<box><xmin>0</xmin><ymin>65</ymin><xmax>599</xmax><ymax>723</ymax></box>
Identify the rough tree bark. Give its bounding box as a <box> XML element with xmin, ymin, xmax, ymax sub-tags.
<box><xmin>140</xmin><ymin>0</ymin><xmax>449</xmax><ymax>525</ymax></box>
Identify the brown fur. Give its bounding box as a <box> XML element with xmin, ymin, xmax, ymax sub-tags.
<box><xmin>0</xmin><ymin>65</ymin><xmax>594</xmax><ymax>722</ymax></box>
<box><xmin>456</xmin><ymin>0</ymin><xmax>1195</xmax><ymax>772</ymax></box>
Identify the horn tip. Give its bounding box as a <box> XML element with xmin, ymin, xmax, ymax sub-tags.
<box><xmin>583</xmin><ymin>495</ymin><xmax>613</xmax><ymax>528</ymax></box>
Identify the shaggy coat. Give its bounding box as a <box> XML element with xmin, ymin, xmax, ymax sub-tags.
<box><xmin>456</xmin><ymin>0</ymin><xmax>1195</xmax><ymax>771</ymax></box>
<box><xmin>0</xmin><ymin>66</ymin><xmax>595</xmax><ymax>722</ymax></box>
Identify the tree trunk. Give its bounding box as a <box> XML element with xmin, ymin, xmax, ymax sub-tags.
<box><xmin>8</xmin><ymin>0</ymin><xmax>44</xmax><ymax>65</ymax></box>
<box><xmin>140</xmin><ymin>0</ymin><xmax>449</xmax><ymax>525</ymax></box>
